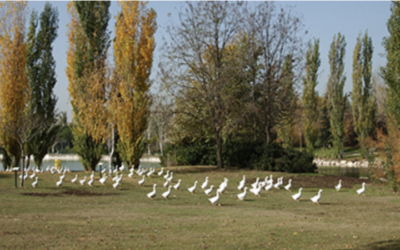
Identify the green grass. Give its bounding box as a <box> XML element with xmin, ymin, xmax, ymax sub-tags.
<box><xmin>1</xmin><ymin>167</ymin><xmax>400</xmax><ymax>249</ymax></box>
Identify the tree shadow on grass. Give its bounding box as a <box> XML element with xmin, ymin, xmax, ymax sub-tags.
<box><xmin>0</xmin><ymin>173</ymin><xmax>13</xmax><ymax>179</ymax></box>
<box><xmin>355</xmin><ymin>239</ymin><xmax>400</xmax><ymax>250</ymax></box>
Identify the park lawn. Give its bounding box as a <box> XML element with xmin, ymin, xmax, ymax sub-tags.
<box><xmin>1</xmin><ymin>166</ymin><xmax>400</xmax><ymax>249</ymax></box>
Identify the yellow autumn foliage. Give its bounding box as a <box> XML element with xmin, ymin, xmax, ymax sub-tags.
<box><xmin>0</xmin><ymin>1</ymin><xmax>28</xmax><ymax>164</ymax></box>
<box><xmin>113</xmin><ymin>1</ymin><xmax>156</xmax><ymax>166</ymax></box>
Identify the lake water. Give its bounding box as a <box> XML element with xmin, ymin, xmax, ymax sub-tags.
<box><xmin>0</xmin><ymin>160</ymin><xmax>371</xmax><ymax>178</ymax></box>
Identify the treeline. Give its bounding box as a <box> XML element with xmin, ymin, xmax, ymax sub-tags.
<box><xmin>144</xmin><ymin>2</ymin><xmax>395</xmax><ymax>182</ymax></box>
<box><xmin>0</xmin><ymin>1</ymin><xmax>157</xmax><ymax>187</ymax></box>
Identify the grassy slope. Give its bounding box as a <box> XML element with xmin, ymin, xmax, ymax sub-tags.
<box><xmin>1</xmin><ymin>167</ymin><xmax>400</xmax><ymax>249</ymax></box>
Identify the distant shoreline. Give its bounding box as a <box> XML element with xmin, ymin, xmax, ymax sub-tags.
<box><xmin>0</xmin><ymin>154</ymin><xmax>161</xmax><ymax>163</ymax></box>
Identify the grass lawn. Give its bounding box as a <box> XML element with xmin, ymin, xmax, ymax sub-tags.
<box><xmin>1</xmin><ymin>166</ymin><xmax>400</xmax><ymax>249</ymax></box>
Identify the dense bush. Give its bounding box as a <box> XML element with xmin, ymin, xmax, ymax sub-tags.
<box><xmin>161</xmin><ymin>140</ymin><xmax>317</xmax><ymax>173</ymax></box>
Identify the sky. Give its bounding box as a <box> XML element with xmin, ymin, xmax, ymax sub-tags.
<box><xmin>26</xmin><ymin>1</ymin><xmax>392</xmax><ymax>122</ymax></box>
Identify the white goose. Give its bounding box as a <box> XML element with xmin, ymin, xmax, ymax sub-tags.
<box><xmin>237</xmin><ymin>175</ymin><xmax>246</xmax><ymax>190</ymax></box>
<box><xmin>163</xmin><ymin>179</ymin><xmax>170</xmax><ymax>187</ymax></box>
<box><xmin>112</xmin><ymin>180</ymin><xmax>120</xmax><ymax>189</ymax></box>
<box><xmin>163</xmin><ymin>170</ymin><xmax>170</xmax><ymax>179</ymax></box>
<box><xmin>310</xmin><ymin>189</ymin><xmax>323</xmax><ymax>204</ymax></box>
<box><xmin>292</xmin><ymin>187</ymin><xmax>303</xmax><ymax>202</ymax></box>
<box><xmin>173</xmin><ymin>179</ymin><xmax>181</xmax><ymax>190</ymax></box>
<box><xmin>284</xmin><ymin>179</ymin><xmax>292</xmax><ymax>191</ymax></box>
<box><xmin>56</xmin><ymin>176</ymin><xmax>63</xmax><ymax>188</ymax></box>
<box><xmin>201</xmin><ymin>177</ymin><xmax>209</xmax><ymax>189</ymax></box>
<box><xmin>157</xmin><ymin>167</ymin><xmax>164</xmax><ymax>176</ymax></box>
<box><xmin>167</xmin><ymin>172</ymin><xmax>174</xmax><ymax>182</ymax></box>
<box><xmin>87</xmin><ymin>176</ymin><xmax>94</xmax><ymax>187</ymax></box>
<box><xmin>79</xmin><ymin>176</ymin><xmax>87</xmax><ymax>185</ymax></box>
<box><xmin>335</xmin><ymin>179</ymin><xmax>342</xmax><ymax>192</ymax></box>
<box><xmin>251</xmin><ymin>177</ymin><xmax>260</xmax><ymax>189</ymax></box>
<box><xmin>138</xmin><ymin>175</ymin><xmax>145</xmax><ymax>186</ymax></box>
<box><xmin>128</xmin><ymin>171</ymin><xmax>134</xmax><ymax>178</ymax></box>
<box><xmin>209</xmin><ymin>191</ymin><xmax>221</xmax><ymax>206</ymax></box>
<box><xmin>29</xmin><ymin>171</ymin><xmax>36</xmax><ymax>179</ymax></box>
<box><xmin>204</xmin><ymin>185</ymin><xmax>214</xmax><ymax>196</ymax></box>
<box><xmin>273</xmin><ymin>177</ymin><xmax>283</xmax><ymax>189</ymax></box>
<box><xmin>357</xmin><ymin>182</ymin><xmax>366</xmax><ymax>196</ymax></box>
<box><xmin>237</xmin><ymin>187</ymin><xmax>247</xmax><ymax>201</ymax></box>
<box><xmin>32</xmin><ymin>177</ymin><xmax>38</xmax><ymax>188</ymax></box>
<box><xmin>71</xmin><ymin>174</ymin><xmax>78</xmax><ymax>183</ymax></box>
<box><xmin>250</xmin><ymin>183</ymin><xmax>262</xmax><ymax>197</ymax></box>
<box><xmin>188</xmin><ymin>181</ymin><xmax>198</xmax><ymax>194</ymax></box>
<box><xmin>264</xmin><ymin>181</ymin><xmax>273</xmax><ymax>192</ymax></box>
<box><xmin>99</xmin><ymin>175</ymin><xmax>107</xmax><ymax>185</ymax></box>
<box><xmin>147</xmin><ymin>184</ymin><xmax>157</xmax><ymax>199</ymax></box>
<box><xmin>162</xmin><ymin>185</ymin><xmax>172</xmax><ymax>199</ymax></box>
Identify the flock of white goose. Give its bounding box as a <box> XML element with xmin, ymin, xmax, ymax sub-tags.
<box><xmin>6</xmin><ymin>165</ymin><xmax>367</xmax><ymax>206</ymax></box>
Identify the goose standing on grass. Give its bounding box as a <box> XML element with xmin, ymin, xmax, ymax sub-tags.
<box><xmin>284</xmin><ymin>179</ymin><xmax>292</xmax><ymax>191</ymax></box>
<box><xmin>335</xmin><ymin>179</ymin><xmax>342</xmax><ymax>192</ymax></box>
<box><xmin>99</xmin><ymin>174</ymin><xmax>107</xmax><ymax>185</ymax></box>
<box><xmin>204</xmin><ymin>185</ymin><xmax>214</xmax><ymax>196</ymax></box>
<box><xmin>163</xmin><ymin>170</ymin><xmax>170</xmax><ymax>180</ymax></box>
<box><xmin>310</xmin><ymin>189</ymin><xmax>323</xmax><ymax>204</ymax></box>
<box><xmin>71</xmin><ymin>174</ymin><xmax>78</xmax><ymax>184</ymax></box>
<box><xmin>188</xmin><ymin>181</ymin><xmax>198</xmax><ymax>194</ymax></box>
<box><xmin>32</xmin><ymin>177</ymin><xmax>38</xmax><ymax>188</ymax></box>
<box><xmin>56</xmin><ymin>176</ymin><xmax>63</xmax><ymax>188</ymax></box>
<box><xmin>163</xmin><ymin>179</ymin><xmax>170</xmax><ymax>187</ymax></box>
<box><xmin>128</xmin><ymin>170</ymin><xmax>134</xmax><ymax>178</ymax></box>
<box><xmin>173</xmin><ymin>179</ymin><xmax>181</xmax><ymax>190</ymax></box>
<box><xmin>250</xmin><ymin>183</ymin><xmax>262</xmax><ymax>197</ymax></box>
<box><xmin>265</xmin><ymin>181</ymin><xmax>273</xmax><ymax>192</ymax></box>
<box><xmin>357</xmin><ymin>182</ymin><xmax>366</xmax><ymax>196</ymax></box>
<box><xmin>29</xmin><ymin>171</ymin><xmax>36</xmax><ymax>179</ymax></box>
<box><xmin>292</xmin><ymin>187</ymin><xmax>303</xmax><ymax>202</ymax></box>
<box><xmin>251</xmin><ymin>177</ymin><xmax>259</xmax><ymax>189</ymax></box>
<box><xmin>162</xmin><ymin>185</ymin><xmax>172</xmax><ymax>199</ymax></box>
<box><xmin>157</xmin><ymin>167</ymin><xmax>164</xmax><ymax>176</ymax></box>
<box><xmin>209</xmin><ymin>191</ymin><xmax>221</xmax><ymax>206</ymax></box>
<box><xmin>237</xmin><ymin>175</ymin><xmax>246</xmax><ymax>190</ymax></box>
<box><xmin>112</xmin><ymin>179</ymin><xmax>120</xmax><ymax>189</ymax></box>
<box><xmin>167</xmin><ymin>172</ymin><xmax>174</xmax><ymax>183</ymax></box>
<box><xmin>218</xmin><ymin>178</ymin><xmax>228</xmax><ymax>193</ymax></box>
<box><xmin>87</xmin><ymin>176</ymin><xmax>94</xmax><ymax>187</ymax></box>
<box><xmin>237</xmin><ymin>187</ymin><xmax>247</xmax><ymax>201</ymax></box>
<box><xmin>274</xmin><ymin>177</ymin><xmax>283</xmax><ymax>189</ymax></box>
<box><xmin>79</xmin><ymin>176</ymin><xmax>87</xmax><ymax>186</ymax></box>
<box><xmin>147</xmin><ymin>184</ymin><xmax>157</xmax><ymax>199</ymax></box>
<box><xmin>138</xmin><ymin>175</ymin><xmax>145</xmax><ymax>186</ymax></box>
<box><xmin>201</xmin><ymin>176</ymin><xmax>209</xmax><ymax>189</ymax></box>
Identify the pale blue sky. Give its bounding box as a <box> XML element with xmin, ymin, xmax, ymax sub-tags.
<box><xmin>27</xmin><ymin>1</ymin><xmax>392</xmax><ymax>122</ymax></box>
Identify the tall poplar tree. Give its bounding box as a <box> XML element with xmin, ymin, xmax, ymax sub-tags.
<box><xmin>302</xmin><ymin>39</ymin><xmax>320</xmax><ymax>153</ymax></box>
<box><xmin>26</xmin><ymin>3</ymin><xmax>59</xmax><ymax>169</ymax></box>
<box><xmin>382</xmin><ymin>1</ymin><xmax>400</xmax><ymax>188</ymax></box>
<box><xmin>66</xmin><ymin>1</ymin><xmax>111</xmax><ymax>171</ymax></box>
<box><xmin>113</xmin><ymin>1</ymin><xmax>157</xmax><ymax>168</ymax></box>
<box><xmin>351</xmin><ymin>31</ymin><xmax>375</xmax><ymax>158</ymax></box>
<box><xmin>277</xmin><ymin>55</ymin><xmax>296</xmax><ymax>149</ymax></box>
<box><xmin>0</xmin><ymin>2</ymin><xmax>29</xmax><ymax>167</ymax></box>
<box><xmin>327</xmin><ymin>33</ymin><xmax>347</xmax><ymax>159</ymax></box>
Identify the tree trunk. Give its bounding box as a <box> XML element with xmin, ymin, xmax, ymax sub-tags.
<box><xmin>20</xmin><ymin>148</ymin><xmax>25</xmax><ymax>187</ymax></box>
<box><xmin>109</xmin><ymin>127</ymin><xmax>114</xmax><ymax>176</ymax></box>
<box><xmin>215</xmin><ymin>130</ymin><xmax>223</xmax><ymax>169</ymax></box>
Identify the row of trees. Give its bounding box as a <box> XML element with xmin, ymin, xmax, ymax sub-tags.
<box><xmin>154</xmin><ymin>1</ymin><xmax>378</xmax><ymax>169</ymax></box>
<box><xmin>66</xmin><ymin>1</ymin><xmax>156</xmax><ymax>171</ymax></box>
<box><xmin>0</xmin><ymin>2</ymin><xmax>60</xmax><ymax>186</ymax></box>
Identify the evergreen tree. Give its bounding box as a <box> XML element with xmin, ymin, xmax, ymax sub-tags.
<box><xmin>351</xmin><ymin>31</ymin><xmax>375</xmax><ymax>159</ymax></box>
<box><xmin>302</xmin><ymin>39</ymin><xmax>321</xmax><ymax>153</ymax></box>
<box><xmin>26</xmin><ymin>3</ymin><xmax>59</xmax><ymax>169</ymax></box>
<box><xmin>327</xmin><ymin>33</ymin><xmax>347</xmax><ymax>159</ymax></box>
